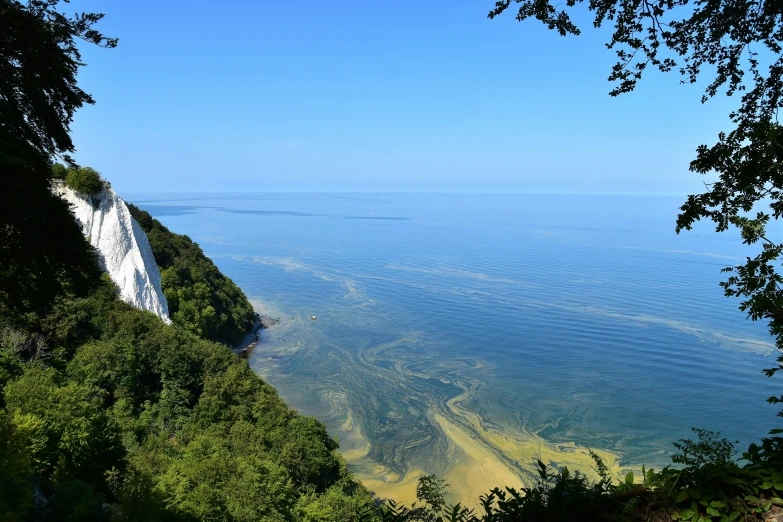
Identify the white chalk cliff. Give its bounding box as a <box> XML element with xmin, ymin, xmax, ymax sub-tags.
<box><xmin>55</xmin><ymin>183</ymin><xmax>171</xmax><ymax>324</ymax></box>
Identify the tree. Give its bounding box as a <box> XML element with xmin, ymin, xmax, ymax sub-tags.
<box><xmin>488</xmin><ymin>0</ymin><xmax>783</xmax><ymax>420</ymax></box>
<box><xmin>65</xmin><ymin>166</ymin><xmax>103</xmax><ymax>195</ymax></box>
<box><xmin>0</xmin><ymin>0</ymin><xmax>116</xmax><ymax>320</ymax></box>
<box><xmin>0</xmin><ymin>0</ymin><xmax>118</xmax><ymax>161</ymax></box>
<box><xmin>51</xmin><ymin>162</ymin><xmax>68</xmax><ymax>179</ymax></box>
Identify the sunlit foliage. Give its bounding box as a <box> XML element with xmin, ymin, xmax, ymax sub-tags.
<box><xmin>128</xmin><ymin>204</ymin><xmax>257</xmax><ymax>346</ymax></box>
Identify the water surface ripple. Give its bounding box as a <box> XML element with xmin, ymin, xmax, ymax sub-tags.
<box><xmin>130</xmin><ymin>193</ymin><xmax>778</xmax><ymax>504</ymax></box>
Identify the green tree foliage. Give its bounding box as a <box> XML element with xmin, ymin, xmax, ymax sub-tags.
<box><xmin>51</xmin><ymin>162</ymin><xmax>67</xmax><ymax>179</ymax></box>
<box><xmin>65</xmin><ymin>166</ymin><xmax>103</xmax><ymax>195</ymax></box>
<box><xmin>488</xmin><ymin>0</ymin><xmax>783</xmax><ymax>417</ymax></box>
<box><xmin>0</xmin><ymin>0</ymin><xmax>117</xmax><ymax>159</ymax></box>
<box><xmin>0</xmin><ymin>140</ymin><xmax>101</xmax><ymax>323</ymax></box>
<box><xmin>127</xmin><ymin>204</ymin><xmax>257</xmax><ymax>346</ymax></box>
<box><xmin>0</xmin><ymin>274</ymin><xmax>378</xmax><ymax>521</ymax></box>
<box><xmin>381</xmin><ymin>431</ymin><xmax>783</xmax><ymax>521</ymax></box>
<box><xmin>0</xmin><ymin>0</ymin><xmax>112</xmax><ymax>322</ymax></box>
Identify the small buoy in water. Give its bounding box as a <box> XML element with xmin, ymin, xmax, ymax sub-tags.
<box><xmin>311</xmin><ymin>315</ymin><xmax>316</xmax><ymax>321</ymax></box>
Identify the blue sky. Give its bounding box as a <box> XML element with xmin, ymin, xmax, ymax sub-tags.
<box><xmin>68</xmin><ymin>0</ymin><xmax>735</xmax><ymax>194</ymax></box>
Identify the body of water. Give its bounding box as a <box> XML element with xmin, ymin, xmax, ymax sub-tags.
<box><xmin>130</xmin><ymin>192</ymin><xmax>779</xmax><ymax>505</ymax></box>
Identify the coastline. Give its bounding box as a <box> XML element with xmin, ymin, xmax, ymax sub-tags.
<box><xmin>233</xmin><ymin>312</ymin><xmax>280</xmax><ymax>359</ymax></box>
<box><xmin>245</xmin><ymin>298</ymin><xmax>627</xmax><ymax>509</ymax></box>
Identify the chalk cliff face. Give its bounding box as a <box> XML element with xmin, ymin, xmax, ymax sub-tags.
<box><xmin>55</xmin><ymin>183</ymin><xmax>171</xmax><ymax>324</ymax></box>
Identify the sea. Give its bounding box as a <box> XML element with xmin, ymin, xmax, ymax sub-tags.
<box><xmin>129</xmin><ymin>192</ymin><xmax>780</xmax><ymax>505</ymax></box>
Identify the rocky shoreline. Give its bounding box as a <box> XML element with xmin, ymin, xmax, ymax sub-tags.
<box><xmin>234</xmin><ymin>313</ymin><xmax>280</xmax><ymax>359</ymax></box>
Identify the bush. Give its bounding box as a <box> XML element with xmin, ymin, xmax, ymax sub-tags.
<box><xmin>51</xmin><ymin>163</ymin><xmax>68</xmax><ymax>180</ymax></box>
<box><xmin>65</xmin><ymin>167</ymin><xmax>103</xmax><ymax>195</ymax></box>
<box><xmin>380</xmin><ymin>430</ymin><xmax>783</xmax><ymax>522</ymax></box>
<box><xmin>49</xmin><ymin>480</ymin><xmax>108</xmax><ymax>522</ymax></box>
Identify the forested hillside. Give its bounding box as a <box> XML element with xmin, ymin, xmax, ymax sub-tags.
<box><xmin>128</xmin><ymin>203</ymin><xmax>256</xmax><ymax>347</ymax></box>
<box><xmin>0</xmin><ymin>268</ymin><xmax>378</xmax><ymax>521</ymax></box>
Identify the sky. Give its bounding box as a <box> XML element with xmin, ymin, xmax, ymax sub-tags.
<box><xmin>67</xmin><ymin>0</ymin><xmax>737</xmax><ymax>194</ymax></box>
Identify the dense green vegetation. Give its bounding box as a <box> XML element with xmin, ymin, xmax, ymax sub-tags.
<box><xmin>0</xmin><ymin>274</ymin><xmax>379</xmax><ymax>521</ymax></box>
<box><xmin>63</xmin><ymin>166</ymin><xmax>104</xmax><ymax>195</ymax></box>
<box><xmin>381</xmin><ymin>431</ymin><xmax>783</xmax><ymax>521</ymax></box>
<box><xmin>51</xmin><ymin>163</ymin><xmax>68</xmax><ymax>180</ymax></box>
<box><xmin>51</xmin><ymin>162</ymin><xmax>105</xmax><ymax>196</ymax></box>
<box><xmin>127</xmin><ymin>204</ymin><xmax>257</xmax><ymax>347</ymax></box>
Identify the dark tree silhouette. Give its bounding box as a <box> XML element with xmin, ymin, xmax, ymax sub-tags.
<box><xmin>1</xmin><ymin>0</ymin><xmax>118</xmax><ymax>161</ymax></box>
<box><xmin>0</xmin><ymin>0</ymin><xmax>116</xmax><ymax>320</ymax></box>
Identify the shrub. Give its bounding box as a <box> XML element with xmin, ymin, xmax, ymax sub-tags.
<box><xmin>65</xmin><ymin>167</ymin><xmax>103</xmax><ymax>195</ymax></box>
<box><xmin>51</xmin><ymin>162</ymin><xmax>68</xmax><ymax>180</ymax></box>
<box><xmin>380</xmin><ymin>430</ymin><xmax>783</xmax><ymax>522</ymax></box>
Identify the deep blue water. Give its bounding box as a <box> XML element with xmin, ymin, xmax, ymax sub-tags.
<box><xmin>130</xmin><ymin>192</ymin><xmax>779</xmax><ymax>496</ymax></box>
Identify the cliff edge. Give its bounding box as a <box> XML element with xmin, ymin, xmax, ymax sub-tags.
<box><xmin>54</xmin><ymin>182</ymin><xmax>171</xmax><ymax>323</ymax></box>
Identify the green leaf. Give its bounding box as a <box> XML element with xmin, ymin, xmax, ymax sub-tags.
<box><xmin>677</xmin><ymin>490</ymin><xmax>690</xmax><ymax>503</ymax></box>
<box><xmin>625</xmin><ymin>471</ymin><xmax>634</xmax><ymax>485</ymax></box>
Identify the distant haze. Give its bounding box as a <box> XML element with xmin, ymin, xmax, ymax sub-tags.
<box><xmin>70</xmin><ymin>0</ymin><xmax>732</xmax><ymax>194</ymax></box>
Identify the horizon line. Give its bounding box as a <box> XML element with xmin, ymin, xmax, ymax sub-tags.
<box><xmin>120</xmin><ymin>189</ymin><xmax>694</xmax><ymax>197</ymax></box>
